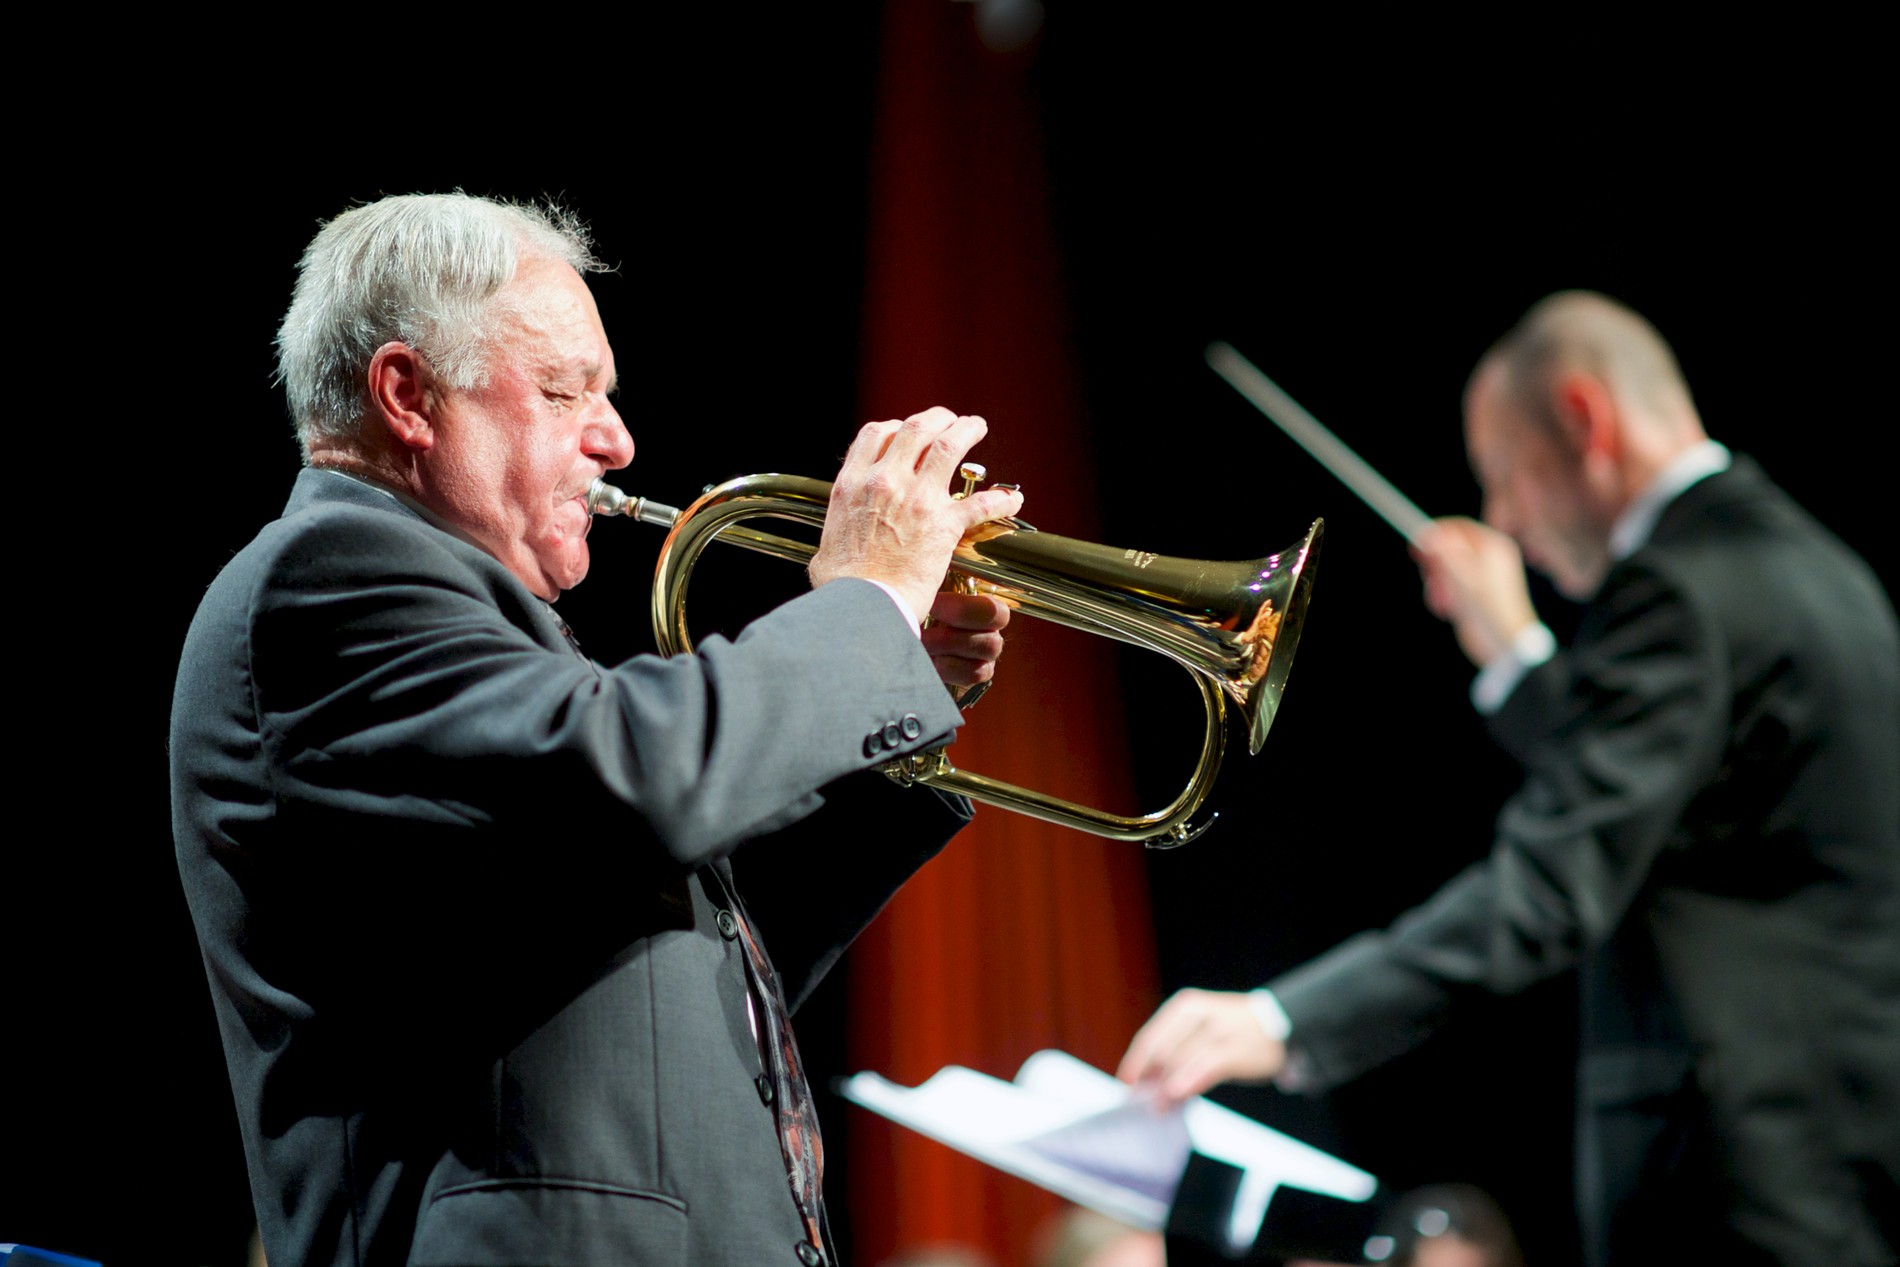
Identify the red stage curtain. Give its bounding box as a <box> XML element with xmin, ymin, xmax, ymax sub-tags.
<box><xmin>847</xmin><ymin>6</ymin><xmax>1162</xmax><ymax>1265</ymax></box>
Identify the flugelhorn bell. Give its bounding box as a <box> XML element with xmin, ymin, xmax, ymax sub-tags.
<box><xmin>590</xmin><ymin>471</ymin><xmax>1321</xmax><ymax>847</ymax></box>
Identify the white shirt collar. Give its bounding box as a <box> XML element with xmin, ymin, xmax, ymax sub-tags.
<box><xmin>1608</xmin><ymin>440</ymin><xmax>1731</xmax><ymax>561</ymax></box>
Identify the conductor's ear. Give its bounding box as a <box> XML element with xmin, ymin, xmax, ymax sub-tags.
<box><xmin>367</xmin><ymin>342</ymin><xmax>437</xmax><ymax>452</ymax></box>
<box><xmin>1551</xmin><ymin>370</ymin><xmax>1620</xmax><ymax>462</ymax></box>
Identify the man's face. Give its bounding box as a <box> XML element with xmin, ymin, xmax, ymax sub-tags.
<box><xmin>425</xmin><ymin>255</ymin><xmax>632</xmax><ymax>600</ymax></box>
<box><xmin>1464</xmin><ymin>362</ymin><xmax>1612</xmax><ymax>600</ymax></box>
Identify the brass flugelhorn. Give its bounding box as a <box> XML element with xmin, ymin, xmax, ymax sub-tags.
<box><xmin>588</xmin><ymin>470</ymin><xmax>1321</xmax><ymax>847</ymax></box>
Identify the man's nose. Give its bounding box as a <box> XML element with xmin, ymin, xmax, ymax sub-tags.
<box><xmin>588</xmin><ymin>400</ymin><xmax>635</xmax><ymax>469</ymax></box>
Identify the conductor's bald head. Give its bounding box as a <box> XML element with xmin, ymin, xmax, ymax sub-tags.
<box><xmin>1480</xmin><ymin>290</ymin><xmax>1703</xmax><ymax>445</ymax></box>
<box><xmin>1462</xmin><ymin>292</ymin><xmax>1710</xmax><ymax>598</ymax></box>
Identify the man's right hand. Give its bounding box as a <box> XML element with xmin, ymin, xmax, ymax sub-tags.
<box><xmin>1116</xmin><ymin>988</ymin><xmax>1288</xmax><ymax>1109</ymax></box>
<box><xmin>1412</xmin><ymin>517</ymin><xmax>1538</xmax><ymax>668</ymax></box>
<box><xmin>809</xmin><ymin>407</ymin><xmax>1025</xmax><ymax>622</ymax></box>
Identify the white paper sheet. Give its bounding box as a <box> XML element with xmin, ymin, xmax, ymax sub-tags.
<box><xmin>838</xmin><ymin>1049</ymin><xmax>1377</xmax><ymax>1250</ymax></box>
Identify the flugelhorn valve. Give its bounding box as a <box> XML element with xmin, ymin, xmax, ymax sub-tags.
<box><xmin>956</xmin><ymin>462</ymin><xmax>987</xmax><ymax>500</ymax></box>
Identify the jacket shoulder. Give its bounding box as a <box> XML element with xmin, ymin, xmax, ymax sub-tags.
<box><xmin>170</xmin><ymin>485</ymin><xmax>554</xmax><ymax>759</ymax></box>
<box><xmin>1637</xmin><ymin>460</ymin><xmax>1897</xmax><ymax>650</ymax></box>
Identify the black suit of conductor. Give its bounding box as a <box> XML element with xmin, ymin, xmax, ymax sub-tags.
<box><xmin>170</xmin><ymin>468</ymin><xmax>971</xmax><ymax>1266</ymax></box>
<box><xmin>1271</xmin><ymin>459</ymin><xmax>1900</xmax><ymax>1265</ymax></box>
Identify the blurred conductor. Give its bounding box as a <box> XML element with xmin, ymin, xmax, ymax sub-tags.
<box><xmin>1120</xmin><ymin>293</ymin><xmax>1899</xmax><ymax>1266</ymax></box>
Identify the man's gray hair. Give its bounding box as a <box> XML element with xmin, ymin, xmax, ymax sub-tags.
<box><xmin>276</xmin><ymin>192</ymin><xmax>606</xmax><ymax>457</ymax></box>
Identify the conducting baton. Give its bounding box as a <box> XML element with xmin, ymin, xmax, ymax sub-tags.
<box><xmin>1205</xmin><ymin>341</ymin><xmax>1433</xmax><ymax>544</ymax></box>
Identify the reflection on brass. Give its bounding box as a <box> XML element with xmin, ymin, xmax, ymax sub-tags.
<box><xmin>590</xmin><ymin>473</ymin><xmax>1321</xmax><ymax>847</ymax></box>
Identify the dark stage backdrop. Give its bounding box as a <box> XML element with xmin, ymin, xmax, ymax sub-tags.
<box><xmin>8</xmin><ymin>10</ymin><xmax>1890</xmax><ymax>1267</ymax></box>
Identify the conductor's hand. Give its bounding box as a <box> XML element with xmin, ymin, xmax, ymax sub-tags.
<box><xmin>1412</xmin><ymin>517</ymin><xmax>1538</xmax><ymax>668</ymax></box>
<box><xmin>809</xmin><ymin>407</ymin><xmax>1025</xmax><ymax>622</ymax></box>
<box><xmin>1116</xmin><ymin>988</ymin><xmax>1287</xmax><ymax>1109</ymax></box>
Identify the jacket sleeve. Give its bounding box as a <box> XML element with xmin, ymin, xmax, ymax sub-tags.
<box><xmin>1270</xmin><ymin>559</ymin><xmax>1730</xmax><ymax>1091</ymax></box>
<box><xmin>242</xmin><ymin>504</ymin><xmax>966</xmax><ymax>873</ymax></box>
<box><xmin>733</xmin><ymin>775</ymin><xmax>972</xmax><ymax>1012</ymax></box>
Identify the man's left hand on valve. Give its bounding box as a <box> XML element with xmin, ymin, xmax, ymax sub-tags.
<box><xmin>922</xmin><ymin>591</ymin><xmax>1011</xmax><ymax>688</ymax></box>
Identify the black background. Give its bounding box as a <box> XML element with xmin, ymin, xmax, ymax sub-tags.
<box><xmin>6</xmin><ymin>11</ymin><xmax>1890</xmax><ymax>1265</ymax></box>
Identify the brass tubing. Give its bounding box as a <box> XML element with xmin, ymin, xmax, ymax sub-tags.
<box><xmin>597</xmin><ymin>472</ymin><xmax>1319</xmax><ymax>846</ymax></box>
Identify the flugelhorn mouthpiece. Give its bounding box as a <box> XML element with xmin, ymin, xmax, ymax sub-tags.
<box><xmin>588</xmin><ymin>480</ymin><xmax>681</xmax><ymax>527</ymax></box>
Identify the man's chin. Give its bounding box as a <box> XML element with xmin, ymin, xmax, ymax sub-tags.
<box><xmin>519</xmin><ymin>547</ymin><xmax>591</xmax><ymax>603</ymax></box>
<box><xmin>1551</xmin><ymin>560</ymin><xmax>1609</xmax><ymax>601</ymax></box>
<box><xmin>1530</xmin><ymin>540</ymin><xmax>1610</xmax><ymax>602</ymax></box>
<box><xmin>552</xmin><ymin>548</ymin><xmax>591</xmax><ymax>595</ymax></box>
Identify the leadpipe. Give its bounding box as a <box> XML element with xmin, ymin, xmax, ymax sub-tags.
<box><xmin>1205</xmin><ymin>341</ymin><xmax>1433</xmax><ymax>544</ymax></box>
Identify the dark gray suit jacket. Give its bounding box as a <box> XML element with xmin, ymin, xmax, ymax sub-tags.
<box><xmin>171</xmin><ymin>469</ymin><xmax>970</xmax><ymax>1266</ymax></box>
<box><xmin>1271</xmin><ymin>460</ymin><xmax>1900</xmax><ymax>1266</ymax></box>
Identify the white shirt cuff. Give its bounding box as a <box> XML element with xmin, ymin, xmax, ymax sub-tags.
<box><xmin>864</xmin><ymin>579</ymin><xmax>923</xmax><ymax>639</ymax></box>
<box><xmin>1249</xmin><ymin>989</ymin><xmax>1310</xmax><ymax>1092</ymax></box>
<box><xmin>1470</xmin><ymin>621</ymin><xmax>1556</xmax><ymax>715</ymax></box>
<box><xmin>1247</xmin><ymin>988</ymin><xmax>1292</xmax><ymax>1041</ymax></box>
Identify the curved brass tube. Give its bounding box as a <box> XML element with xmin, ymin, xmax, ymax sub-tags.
<box><xmin>589</xmin><ymin>473</ymin><xmax>1321</xmax><ymax>847</ymax></box>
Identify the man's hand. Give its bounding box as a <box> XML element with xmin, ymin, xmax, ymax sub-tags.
<box><xmin>809</xmin><ymin>407</ymin><xmax>1025</xmax><ymax>621</ymax></box>
<box><xmin>923</xmin><ymin>592</ymin><xmax>1011</xmax><ymax>688</ymax></box>
<box><xmin>1116</xmin><ymin>988</ymin><xmax>1287</xmax><ymax>1108</ymax></box>
<box><xmin>1412</xmin><ymin>517</ymin><xmax>1538</xmax><ymax>668</ymax></box>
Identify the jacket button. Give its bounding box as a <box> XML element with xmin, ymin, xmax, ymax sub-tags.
<box><xmin>900</xmin><ymin>713</ymin><xmax>922</xmax><ymax>740</ymax></box>
<box><xmin>756</xmin><ymin>1074</ymin><xmax>776</xmax><ymax>1105</ymax></box>
<box><xmin>795</xmin><ymin>1243</ymin><xmax>824</xmax><ymax>1266</ymax></box>
<box><xmin>881</xmin><ymin>721</ymin><xmax>903</xmax><ymax>749</ymax></box>
<box><xmin>715</xmin><ymin>909</ymin><xmax>739</xmax><ymax>939</ymax></box>
<box><xmin>864</xmin><ymin>731</ymin><xmax>884</xmax><ymax>757</ymax></box>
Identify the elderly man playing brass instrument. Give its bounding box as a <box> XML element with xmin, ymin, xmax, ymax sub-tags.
<box><xmin>1121</xmin><ymin>293</ymin><xmax>1899</xmax><ymax>1267</ymax></box>
<box><xmin>170</xmin><ymin>192</ymin><xmax>1022</xmax><ymax>1267</ymax></box>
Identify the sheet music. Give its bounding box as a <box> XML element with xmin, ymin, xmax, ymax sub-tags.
<box><xmin>839</xmin><ymin>1063</ymin><xmax>1174</xmax><ymax>1228</ymax></box>
<box><xmin>1017</xmin><ymin>1096</ymin><xmax>1193</xmax><ymax>1207</ymax></box>
<box><xmin>838</xmin><ymin>1049</ymin><xmax>1377</xmax><ymax>1247</ymax></box>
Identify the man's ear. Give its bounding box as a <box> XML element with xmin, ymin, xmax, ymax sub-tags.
<box><xmin>1552</xmin><ymin>370</ymin><xmax>1620</xmax><ymax>463</ymax></box>
<box><xmin>367</xmin><ymin>342</ymin><xmax>437</xmax><ymax>452</ymax></box>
